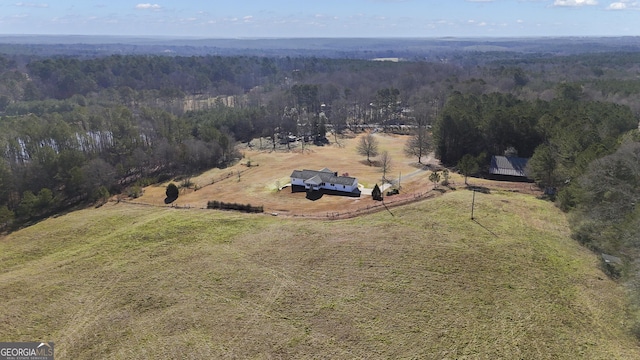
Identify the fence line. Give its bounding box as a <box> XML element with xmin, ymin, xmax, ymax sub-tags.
<box><xmin>115</xmin><ymin>183</ymin><xmax>445</xmax><ymax>219</ymax></box>
<box><xmin>284</xmin><ymin>186</ymin><xmax>442</xmax><ymax>220</ymax></box>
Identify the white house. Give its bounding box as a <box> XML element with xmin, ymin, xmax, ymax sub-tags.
<box><xmin>290</xmin><ymin>168</ymin><xmax>359</xmax><ymax>194</ymax></box>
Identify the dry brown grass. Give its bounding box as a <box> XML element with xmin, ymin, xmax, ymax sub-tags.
<box><xmin>1</xmin><ymin>189</ymin><xmax>638</xmax><ymax>359</ymax></box>
<box><xmin>133</xmin><ymin>133</ymin><xmax>448</xmax><ymax>216</ymax></box>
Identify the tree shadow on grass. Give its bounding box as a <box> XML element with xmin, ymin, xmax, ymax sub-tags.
<box><xmin>472</xmin><ymin>219</ymin><xmax>499</xmax><ymax>238</ymax></box>
<box><xmin>305</xmin><ymin>191</ymin><xmax>323</xmax><ymax>201</ymax></box>
<box><xmin>164</xmin><ymin>195</ymin><xmax>178</xmax><ymax>204</ymax></box>
<box><xmin>466</xmin><ymin>185</ymin><xmax>491</xmax><ymax>194</ymax></box>
<box><xmin>359</xmin><ymin>159</ymin><xmax>381</xmax><ymax>167</ymax></box>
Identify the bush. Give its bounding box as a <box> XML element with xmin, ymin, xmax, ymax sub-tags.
<box><xmin>602</xmin><ymin>262</ymin><xmax>622</xmax><ymax>279</ymax></box>
<box><xmin>36</xmin><ymin>188</ymin><xmax>54</xmax><ymax>210</ymax></box>
<box><xmin>135</xmin><ymin>177</ymin><xmax>157</xmax><ymax>187</ymax></box>
<box><xmin>16</xmin><ymin>191</ymin><xmax>37</xmax><ymax>218</ymax></box>
<box><xmin>128</xmin><ymin>186</ymin><xmax>143</xmax><ymax>198</ymax></box>
<box><xmin>442</xmin><ymin>169</ymin><xmax>450</xmax><ymax>186</ymax></box>
<box><xmin>181</xmin><ymin>177</ymin><xmax>193</xmax><ymax>188</ymax></box>
<box><xmin>91</xmin><ymin>186</ymin><xmax>110</xmax><ymax>204</ymax></box>
<box><xmin>157</xmin><ymin>173</ymin><xmax>172</xmax><ymax>183</ymax></box>
<box><xmin>207</xmin><ymin>200</ymin><xmax>263</xmax><ymax>213</ymax></box>
<box><xmin>0</xmin><ymin>205</ymin><xmax>15</xmax><ymax>229</ymax></box>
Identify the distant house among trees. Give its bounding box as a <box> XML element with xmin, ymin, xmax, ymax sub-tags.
<box><xmin>290</xmin><ymin>168</ymin><xmax>360</xmax><ymax>195</ymax></box>
<box><xmin>489</xmin><ymin>155</ymin><xmax>531</xmax><ymax>181</ymax></box>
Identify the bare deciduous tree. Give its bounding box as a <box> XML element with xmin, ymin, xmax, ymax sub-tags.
<box><xmin>404</xmin><ymin>126</ymin><xmax>431</xmax><ymax>164</ymax></box>
<box><xmin>357</xmin><ymin>133</ymin><xmax>379</xmax><ymax>164</ymax></box>
<box><xmin>380</xmin><ymin>150</ymin><xmax>392</xmax><ymax>183</ymax></box>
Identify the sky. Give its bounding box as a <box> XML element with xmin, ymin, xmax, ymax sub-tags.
<box><xmin>0</xmin><ymin>0</ymin><xmax>638</xmax><ymax>38</ymax></box>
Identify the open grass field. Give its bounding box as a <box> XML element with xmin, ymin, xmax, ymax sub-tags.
<box><xmin>1</xmin><ymin>189</ymin><xmax>639</xmax><ymax>359</ymax></box>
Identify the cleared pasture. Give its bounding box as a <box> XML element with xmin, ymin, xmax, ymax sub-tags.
<box><xmin>0</xmin><ymin>190</ymin><xmax>638</xmax><ymax>359</ymax></box>
<box><xmin>134</xmin><ymin>133</ymin><xmax>533</xmax><ymax>216</ymax></box>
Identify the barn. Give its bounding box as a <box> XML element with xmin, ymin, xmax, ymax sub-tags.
<box><xmin>489</xmin><ymin>155</ymin><xmax>531</xmax><ymax>181</ymax></box>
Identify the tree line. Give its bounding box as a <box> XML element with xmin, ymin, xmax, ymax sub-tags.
<box><xmin>430</xmin><ymin>84</ymin><xmax>640</xmax><ymax>335</ymax></box>
<box><xmin>2</xmin><ymin>51</ymin><xmax>640</xmax><ymax>285</ymax></box>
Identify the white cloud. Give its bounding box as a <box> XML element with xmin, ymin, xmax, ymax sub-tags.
<box><xmin>553</xmin><ymin>0</ymin><xmax>598</xmax><ymax>6</ymax></box>
<box><xmin>14</xmin><ymin>2</ymin><xmax>48</xmax><ymax>8</ymax></box>
<box><xmin>608</xmin><ymin>1</ymin><xmax>627</xmax><ymax>8</ymax></box>
<box><xmin>607</xmin><ymin>0</ymin><xmax>640</xmax><ymax>9</ymax></box>
<box><xmin>135</xmin><ymin>3</ymin><xmax>162</xmax><ymax>10</ymax></box>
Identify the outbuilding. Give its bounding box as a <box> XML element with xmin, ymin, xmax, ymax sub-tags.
<box><xmin>489</xmin><ymin>155</ymin><xmax>531</xmax><ymax>181</ymax></box>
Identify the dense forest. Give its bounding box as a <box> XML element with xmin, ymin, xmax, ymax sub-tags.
<box><xmin>2</xmin><ymin>44</ymin><xmax>640</xmax><ymax>334</ymax></box>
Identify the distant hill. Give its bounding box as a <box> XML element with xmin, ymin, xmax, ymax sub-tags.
<box><xmin>1</xmin><ymin>35</ymin><xmax>639</xmax><ymax>59</ymax></box>
<box><xmin>1</xmin><ymin>190</ymin><xmax>638</xmax><ymax>358</ymax></box>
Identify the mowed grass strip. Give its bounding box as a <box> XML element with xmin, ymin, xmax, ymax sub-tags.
<box><xmin>1</xmin><ymin>191</ymin><xmax>638</xmax><ymax>359</ymax></box>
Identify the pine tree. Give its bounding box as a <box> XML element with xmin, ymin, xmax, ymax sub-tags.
<box><xmin>372</xmin><ymin>184</ymin><xmax>383</xmax><ymax>201</ymax></box>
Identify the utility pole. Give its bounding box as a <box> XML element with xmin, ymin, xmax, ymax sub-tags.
<box><xmin>471</xmin><ymin>189</ymin><xmax>476</xmax><ymax>220</ymax></box>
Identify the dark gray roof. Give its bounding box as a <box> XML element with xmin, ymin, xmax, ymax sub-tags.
<box><xmin>489</xmin><ymin>156</ymin><xmax>529</xmax><ymax>177</ymax></box>
<box><xmin>291</xmin><ymin>169</ymin><xmax>357</xmax><ymax>186</ymax></box>
<box><xmin>305</xmin><ymin>175</ymin><xmax>323</xmax><ymax>186</ymax></box>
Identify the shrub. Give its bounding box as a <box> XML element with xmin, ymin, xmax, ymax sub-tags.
<box><xmin>441</xmin><ymin>169</ymin><xmax>450</xmax><ymax>186</ymax></box>
<box><xmin>0</xmin><ymin>205</ymin><xmax>15</xmax><ymax>229</ymax></box>
<box><xmin>135</xmin><ymin>177</ymin><xmax>157</xmax><ymax>187</ymax></box>
<box><xmin>157</xmin><ymin>173</ymin><xmax>172</xmax><ymax>183</ymax></box>
<box><xmin>181</xmin><ymin>177</ymin><xmax>193</xmax><ymax>188</ymax></box>
<box><xmin>207</xmin><ymin>200</ymin><xmax>263</xmax><ymax>213</ymax></box>
<box><xmin>386</xmin><ymin>188</ymin><xmax>399</xmax><ymax>196</ymax></box>
<box><xmin>91</xmin><ymin>186</ymin><xmax>110</xmax><ymax>204</ymax></box>
<box><xmin>128</xmin><ymin>186</ymin><xmax>143</xmax><ymax>198</ymax></box>
<box><xmin>15</xmin><ymin>191</ymin><xmax>37</xmax><ymax>218</ymax></box>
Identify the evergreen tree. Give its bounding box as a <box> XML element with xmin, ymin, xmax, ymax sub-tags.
<box><xmin>429</xmin><ymin>171</ymin><xmax>441</xmax><ymax>189</ymax></box>
<box><xmin>458</xmin><ymin>154</ymin><xmax>479</xmax><ymax>185</ymax></box>
<box><xmin>166</xmin><ymin>183</ymin><xmax>179</xmax><ymax>201</ymax></box>
<box><xmin>372</xmin><ymin>184</ymin><xmax>383</xmax><ymax>201</ymax></box>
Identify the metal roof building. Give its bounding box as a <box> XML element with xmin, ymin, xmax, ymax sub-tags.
<box><xmin>489</xmin><ymin>156</ymin><xmax>529</xmax><ymax>178</ymax></box>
